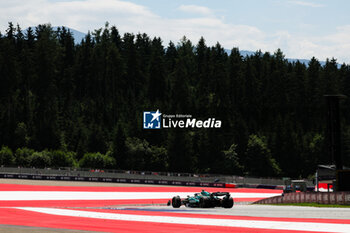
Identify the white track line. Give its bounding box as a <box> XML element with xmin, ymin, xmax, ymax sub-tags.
<box><xmin>0</xmin><ymin>192</ymin><xmax>278</xmax><ymax>200</ymax></box>
<box><xmin>17</xmin><ymin>207</ymin><xmax>350</xmax><ymax>233</ymax></box>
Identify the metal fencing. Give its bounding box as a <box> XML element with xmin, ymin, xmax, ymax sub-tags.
<box><xmin>0</xmin><ymin>166</ymin><xmax>304</xmax><ymax>186</ymax></box>
<box><xmin>255</xmin><ymin>192</ymin><xmax>350</xmax><ymax>205</ymax></box>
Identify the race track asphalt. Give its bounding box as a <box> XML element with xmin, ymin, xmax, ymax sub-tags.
<box><xmin>0</xmin><ymin>179</ymin><xmax>349</xmax><ymax>233</ymax></box>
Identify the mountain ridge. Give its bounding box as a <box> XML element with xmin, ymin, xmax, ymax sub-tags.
<box><xmin>24</xmin><ymin>26</ymin><xmax>332</xmax><ymax>67</ymax></box>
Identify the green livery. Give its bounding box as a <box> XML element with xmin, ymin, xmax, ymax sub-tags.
<box><xmin>168</xmin><ymin>190</ymin><xmax>234</xmax><ymax>208</ymax></box>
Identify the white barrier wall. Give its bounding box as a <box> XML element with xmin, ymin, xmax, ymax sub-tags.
<box><xmin>255</xmin><ymin>192</ymin><xmax>350</xmax><ymax>205</ymax></box>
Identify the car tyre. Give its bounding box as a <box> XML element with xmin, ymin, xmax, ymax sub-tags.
<box><xmin>222</xmin><ymin>197</ymin><xmax>234</xmax><ymax>208</ymax></box>
<box><xmin>172</xmin><ymin>196</ymin><xmax>181</xmax><ymax>208</ymax></box>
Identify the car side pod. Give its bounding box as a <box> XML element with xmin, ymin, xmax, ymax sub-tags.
<box><xmin>199</xmin><ymin>196</ymin><xmax>210</xmax><ymax>208</ymax></box>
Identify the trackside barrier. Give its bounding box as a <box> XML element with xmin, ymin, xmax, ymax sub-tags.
<box><xmin>0</xmin><ymin>167</ymin><xmax>314</xmax><ymax>189</ymax></box>
<box><xmin>0</xmin><ymin>172</ymin><xmax>306</xmax><ymax>190</ymax></box>
<box><xmin>0</xmin><ymin>166</ymin><xmax>298</xmax><ymax>185</ymax></box>
<box><xmin>0</xmin><ymin>173</ymin><xmax>286</xmax><ymax>189</ymax></box>
<box><xmin>225</xmin><ymin>183</ymin><xmax>236</xmax><ymax>188</ymax></box>
<box><xmin>0</xmin><ymin>172</ymin><xmax>317</xmax><ymax>190</ymax></box>
<box><xmin>0</xmin><ymin>173</ymin><xmax>226</xmax><ymax>188</ymax></box>
<box><xmin>254</xmin><ymin>192</ymin><xmax>350</xmax><ymax>205</ymax></box>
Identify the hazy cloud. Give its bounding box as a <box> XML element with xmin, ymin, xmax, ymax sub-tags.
<box><xmin>1</xmin><ymin>0</ymin><xmax>349</xmax><ymax>63</ymax></box>
<box><xmin>288</xmin><ymin>0</ymin><xmax>325</xmax><ymax>8</ymax></box>
<box><xmin>178</xmin><ymin>5</ymin><xmax>213</xmax><ymax>15</ymax></box>
<box><xmin>0</xmin><ymin>0</ymin><xmax>158</xmax><ymax>32</ymax></box>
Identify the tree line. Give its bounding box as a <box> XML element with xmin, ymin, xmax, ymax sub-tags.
<box><xmin>1</xmin><ymin>22</ymin><xmax>350</xmax><ymax>178</ymax></box>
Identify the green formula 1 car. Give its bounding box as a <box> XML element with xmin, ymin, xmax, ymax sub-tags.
<box><xmin>168</xmin><ymin>190</ymin><xmax>234</xmax><ymax>208</ymax></box>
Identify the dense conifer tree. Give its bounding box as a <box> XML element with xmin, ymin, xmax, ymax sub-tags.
<box><xmin>1</xmin><ymin>23</ymin><xmax>350</xmax><ymax>177</ymax></box>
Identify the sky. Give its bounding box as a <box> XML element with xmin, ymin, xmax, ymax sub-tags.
<box><xmin>1</xmin><ymin>0</ymin><xmax>350</xmax><ymax>63</ymax></box>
